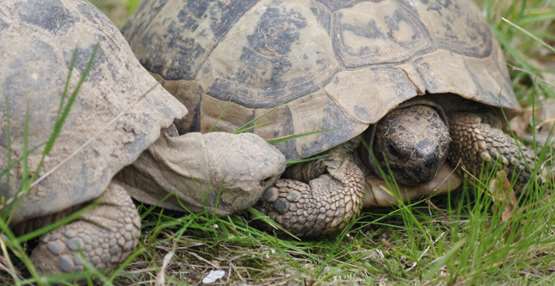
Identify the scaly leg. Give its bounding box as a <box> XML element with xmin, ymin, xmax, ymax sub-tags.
<box><xmin>258</xmin><ymin>144</ymin><xmax>365</xmax><ymax>237</ymax></box>
<box><xmin>30</xmin><ymin>182</ymin><xmax>140</xmax><ymax>273</ymax></box>
<box><xmin>449</xmin><ymin>112</ymin><xmax>538</xmax><ymax>190</ymax></box>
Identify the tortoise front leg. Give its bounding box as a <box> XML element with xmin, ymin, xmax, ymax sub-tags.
<box><xmin>448</xmin><ymin>113</ymin><xmax>538</xmax><ymax>190</ymax></box>
<box><xmin>30</xmin><ymin>182</ymin><xmax>140</xmax><ymax>273</ymax></box>
<box><xmin>258</xmin><ymin>144</ymin><xmax>366</xmax><ymax>237</ymax></box>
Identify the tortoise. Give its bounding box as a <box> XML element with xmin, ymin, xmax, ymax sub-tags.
<box><xmin>123</xmin><ymin>0</ymin><xmax>538</xmax><ymax>237</ymax></box>
<box><xmin>0</xmin><ymin>0</ymin><xmax>285</xmax><ymax>273</ymax></box>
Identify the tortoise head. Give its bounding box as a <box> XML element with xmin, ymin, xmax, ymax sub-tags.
<box><xmin>370</xmin><ymin>104</ymin><xmax>451</xmax><ymax>186</ymax></box>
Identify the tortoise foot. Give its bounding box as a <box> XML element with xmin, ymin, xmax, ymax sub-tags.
<box><xmin>31</xmin><ymin>182</ymin><xmax>140</xmax><ymax>273</ymax></box>
<box><xmin>258</xmin><ymin>145</ymin><xmax>365</xmax><ymax>237</ymax></box>
<box><xmin>449</xmin><ymin>112</ymin><xmax>538</xmax><ymax>190</ymax></box>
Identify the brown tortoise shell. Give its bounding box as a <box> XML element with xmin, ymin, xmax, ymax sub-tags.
<box><xmin>124</xmin><ymin>0</ymin><xmax>518</xmax><ymax>160</ymax></box>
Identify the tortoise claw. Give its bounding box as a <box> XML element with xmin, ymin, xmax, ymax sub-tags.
<box><xmin>257</xmin><ymin>145</ymin><xmax>365</xmax><ymax>237</ymax></box>
<box><xmin>31</xmin><ymin>183</ymin><xmax>140</xmax><ymax>273</ymax></box>
<box><xmin>449</xmin><ymin>112</ymin><xmax>539</xmax><ymax>191</ymax></box>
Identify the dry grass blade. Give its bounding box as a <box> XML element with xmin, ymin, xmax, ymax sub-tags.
<box><xmin>0</xmin><ymin>1</ymin><xmax>550</xmax><ymax>285</ymax></box>
<box><xmin>0</xmin><ymin>235</ymin><xmax>19</xmax><ymax>282</ymax></box>
<box><xmin>155</xmin><ymin>249</ymin><xmax>175</xmax><ymax>286</ymax></box>
<box><xmin>501</xmin><ymin>17</ymin><xmax>555</xmax><ymax>54</ymax></box>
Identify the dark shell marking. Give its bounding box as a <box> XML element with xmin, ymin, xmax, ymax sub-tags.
<box><xmin>415</xmin><ymin>0</ymin><xmax>492</xmax><ymax>57</ymax></box>
<box><xmin>17</xmin><ymin>0</ymin><xmax>76</xmax><ymax>33</ymax></box>
<box><xmin>125</xmin><ymin>0</ymin><xmax>518</xmax><ymax>160</ymax></box>
<box><xmin>200</xmin><ymin>0</ymin><xmax>339</xmax><ymax>109</ymax></box>
<box><xmin>213</xmin><ymin>5</ymin><xmax>309</xmax><ymax>104</ymax></box>
<box><xmin>332</xmin><ymin>1</ymin><xmax>431</xmax><ymax>67</ymax></box>
<box><xmin>317</xmin><ymin>0</ymin><xmax>368</xmax><ymax>11</ymax></box>
<box><xmin>124</xmin><ymin>0</ymin><xmax>258</xmax><ymax>80</ymax></box>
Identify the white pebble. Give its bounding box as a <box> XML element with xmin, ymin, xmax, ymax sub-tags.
<box><xmin>202</xmin><ymin>270</ymin><xmax>226</xmax><ymax>284</ymax></box>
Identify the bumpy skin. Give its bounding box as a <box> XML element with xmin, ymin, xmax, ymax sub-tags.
<box><xmin>30</xmin><ymin>183</ymin><xmax>140</xmax><ymax>273</ymax></box>
<box><xmin>1</xmin><ymin>0</ymin><xmax>186</xmax><ymax>275</ymax></box>
<box><xmin>449</xmin><ymin>113</ymin><xmax>537</xmax><ymax>190</ymax></box>
<box><xmin>258</xmin><ymin>144</ymin><xmax>365</xmax><ymax>237</ymax></box>
<box><xmin>123</xmin><ymin>0</ymin><xmax>527</xmax><ymax>237</ymax></box>
<box><xmin>373</xmin><ymin>105</ymin><xmax>451</xmax><ymax>186</ymax></box>
<box><xmin>118</xmin><ymin>132</ymin><xmax>286</xmax><ymax>215</ymax></box>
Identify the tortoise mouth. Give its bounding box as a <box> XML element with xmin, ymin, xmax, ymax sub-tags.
<box><xmin>382</xmin><ymin>156</ymin><xmax>445</xmax><ymax>186</ymax></box>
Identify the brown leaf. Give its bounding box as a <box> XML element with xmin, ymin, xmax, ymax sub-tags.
<box><xmin>155</xmin><ymin>250</ymin><xmax>175</xmax><ymax>286</ymax></box>
<box><xmin>488</xmin><ymin>170</ymin><xmax>518</xmax><ymax>222</ymax></box>
<box><xmin>509</xmin><ymin>109</ymin><xmax>533</xmax><ymax>139</ymax></box>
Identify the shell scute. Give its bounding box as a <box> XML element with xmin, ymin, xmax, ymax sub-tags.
<box><xmin>332</xmin><ymin>1</ymin><xmax>431</xmax><ymax>68</ymax></box>
<box><xmin>124</xmin><ymin>0</ymin><xmax>258</xmax><ymax>81</ymax></box>
<box><xmin>124</xmin><ymin>0</ymin><xmax>520</xmax><ymax>160</ymax></box>
<box><xmin>325</xmin><ymin>68</ymin><xmax>418</xmax><ymax>124</ymax></box>
<box><xmin>412</xmin><ymin>0</ymin><xmax>492</xmax><ymax>57</ymax></box>
<box><xmin>198</xmin><ymin>0</ymin><xmax>339</xmax><ymax>109</ymax></box>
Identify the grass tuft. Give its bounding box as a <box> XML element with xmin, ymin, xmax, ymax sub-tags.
<box><xmin>0</xmin><ymin>0</ymin><xmax>553</xmax><ymax>285</ymax></box>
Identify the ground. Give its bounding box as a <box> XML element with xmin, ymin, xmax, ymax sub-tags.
<box><xmin>1</xmin><ymin>0</ymin><xmax>555</xmax><ymax>285</ymax></box>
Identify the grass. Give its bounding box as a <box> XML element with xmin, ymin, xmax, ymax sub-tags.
<box><xmin>1</xmin><ymin>45</ymin><xmax>100</xmax><ymax>285</ymax></box>
<box><xmin>1</xmin><ymin>0</ymin><xmax>555</xmax><ymax>285</ymax></box>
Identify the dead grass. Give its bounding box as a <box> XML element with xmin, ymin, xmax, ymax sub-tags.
<box><xmin>1</xmin><ymin>0</ymin><xmax>554</xmax><ymax>285</ymax></box>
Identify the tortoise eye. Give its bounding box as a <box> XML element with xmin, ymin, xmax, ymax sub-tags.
<box><xmin>386</xmin><ymin>142</ymin><xmax>402</xmax><ymax>158</ymax></box>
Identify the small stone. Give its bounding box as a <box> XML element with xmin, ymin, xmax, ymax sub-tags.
<box><xmin>202</xmin><ymin>270</ymin><xmax>226</xmax><ymax>284</ymax></box>
<box><xmin>111</xmin><ymin>254</ymin><xmax>121</xmax><ymax>263</ymax></box>
<box><xmin>82</xmin><ymin>235</ymin><xmax>91</xmax><ymax>244</ymax></box>
<box><xmin>74</xmin><ymin>257</ymin><xmax>83</xmax><ymax>267</ymax></box>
